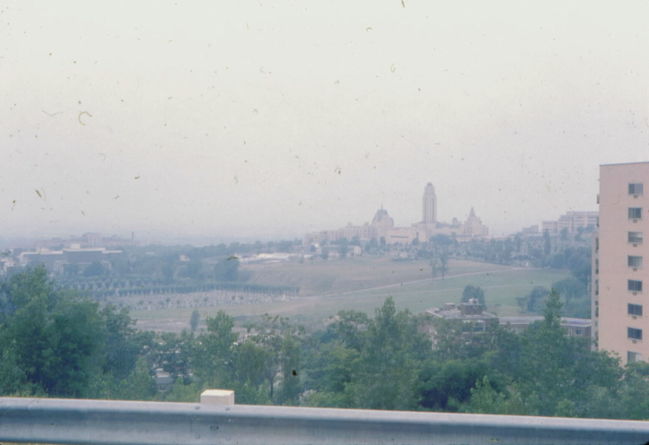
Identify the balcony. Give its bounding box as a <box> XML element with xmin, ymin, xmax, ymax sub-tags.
<box><xmin>1</xmin><ymin>395</ymin><xmax>649</xmax><ymax>445</ymax></box>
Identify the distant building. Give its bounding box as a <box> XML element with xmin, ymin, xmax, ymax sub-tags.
<box><xmin>154</xmin><ymin>369</ymin><xmax>174</xmax><ymax>392</ymax></box>
<box><xmin>19</xmin><ymin>246</ymin><xmax>123</xmax><ymax>274</ymax></box>
<box><xmin>34</xmin><ymin>232</ymin><xmax>136</xmax><ymax>250</ymax></box>
<box><xmin>424</xmin><ymin>302</ymin><xmax>591</xmax><ymax>340</ymax></box>
<box><xmin>422</xmin><ymin>182</ymin><xmax>437</xmax><ymax>225</ymax></box>
<box><xmin>0</xmin><ymin>257</ymin><xmax>16</xmax><ymax>276</ymax></box>
<box><xmin>499</xmin><ymin>316</ymin><xmax>591</xmax><ymax>338</ymax></box>
<box><xmin>303</xmin><ymin>183</ymin><xmax>490</xmax><ymax>248</ymax></box>
<box><xmin>463</xmin><ymin>207</ymin><xmax>489</xmax><ymax>238</ymax></box>
<box><xmin>542</xmin><ymin>211</ymin><xmax>598</xmax><ymax>236</ymax></box>
<box><xmin>519</xmin><ymin>225</ymin><xmax>540</xmax><ymax>237</ymax></box>
<box><xmin>594</xmin><ymin>161</ymin><xmax>649</xmax><ymax>364</ymax></box>
<box><xmin>371</xmin><ymin>208</ymin><xmax>395</xmax><ymax>239</ymax></box>
<box><xmin>386</xmin><ymin>226</ymin><xmax>420</xmax><ymax>245</ymax></box>
<box><xmin>426</xmin><ymin>299</ymin><xmax>498</xmax><ymax>333</ymax></box>
<box><xmin>21</xmin><ymin>250</ymin><xmax>64</xmax><ymax>273</ymax></box>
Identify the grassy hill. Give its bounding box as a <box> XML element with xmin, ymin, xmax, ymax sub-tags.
<box><xmin>132</xmin><ymin>257</ymin><xmax>571</xmax><ymax>332</ymax></box>
<box><xmin>243</xmin><ymin>257</ymin><xmax>513</xmax><ymax>296</ymax></box>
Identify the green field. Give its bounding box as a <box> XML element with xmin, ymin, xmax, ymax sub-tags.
<box><xmin>132</xmin><ymin>258</ymin><xmax>570</xmax><ymax>332</ymax></box>
<box><xmin>243</xmin><ymin>256</ymin><xmax>513</xmax><ymax>296</ymax></box>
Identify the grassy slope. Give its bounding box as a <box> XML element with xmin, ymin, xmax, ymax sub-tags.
<box><xmin>243</xmin><ymin>257</ymin><xmax>512</xmax><ymax>296</ymax></box>
<box><xmin>133</xmin><ymin>258</ymin><xmax>570</xmax><ymax>331</ymax></box>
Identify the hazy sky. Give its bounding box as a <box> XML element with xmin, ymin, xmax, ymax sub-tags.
<box><xmin>2</xmin><ymin>1</ymin><xmax>649</xmax><ymax>242</ymax></box>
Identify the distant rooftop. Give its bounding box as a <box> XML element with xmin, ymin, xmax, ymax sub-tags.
<box><xmin>500</xmin><ymin>316</ymin><xmax>591</xmax><ymax>327</ymax></box>
<box><xmin>427</xmin><ymin>300</ymin><xmax>497</xmax><ymax>320</ymax></box>
<box><xmin>600</xmin><ymin>161</ymin><xmax>649</xmax><ymax>167</ymax></box>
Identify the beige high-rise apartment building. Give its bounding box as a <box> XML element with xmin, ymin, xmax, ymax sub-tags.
<box><xmin>594</xmin><ymin>162</ymin><xmax>649</xmax><ymax>364</ymax></box>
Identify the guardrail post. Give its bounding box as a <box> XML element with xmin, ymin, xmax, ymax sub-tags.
<box><xmin>200</xmin><ymin>389</ymin><xmax>235</xmax><ymax>405</ymax></box>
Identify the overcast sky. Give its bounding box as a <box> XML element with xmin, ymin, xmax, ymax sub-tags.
<box><xmin>2</xmin><ymin>1</ymin><xmax>649</xmax><ymax>243</ymax></box>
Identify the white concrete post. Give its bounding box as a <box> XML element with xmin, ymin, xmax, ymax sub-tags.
<box><xmin>200</xmin><ymin>389</ymin><xmax>235</xmax><ymax>405</ymax></box>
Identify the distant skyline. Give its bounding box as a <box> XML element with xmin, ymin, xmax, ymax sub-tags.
<box><xmin>2</xmin><ymin>1</ymin><xmax>648</xmax><ymax>242</ymax></box>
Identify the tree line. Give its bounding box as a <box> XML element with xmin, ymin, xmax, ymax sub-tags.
<box><xmin>1</xmin><ymin>267</ymin><xmax>648</xmax><ymax>420</ymax></box>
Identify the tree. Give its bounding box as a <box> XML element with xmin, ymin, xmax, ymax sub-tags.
<box><xmin>461</xmin><ymin>285</ymin><xmax>486</xmax><ymax>307</ymax></box>
<box><xmin>461</xmin><ymin>377</ymin><xmax>526</xmax><ymax>415</ymax></box>
<box><xmin>552</xmin><ymin>277</ymin><xmax>589</xmax><ymax>318</ymax></box>
<box><xmin>0</xmin><ymin>267</ymin><xmax>104</xmax><ymax>397</ymax></box>
<box><xmin>543</xmin><ymin>230</ymin><xmax>552</xmax><ymax>255</ymax></box>
<box><xmin>429</xmin><ymin>248</ymin><xmax>449</xmax><ymax>279</ymax></box>
<box><xmin>214</xmin><ymin>257</ymin><xmax>240</xmax><ymax>281</ymax></box>
<box><xmin>84</xmin><ymin>261</ymin><xmax>107</xmax><ymax>277</ymax></box>
<box><xmin>327</xmin><ymin>310</ymin><xmax>369</xmax><ymax>351</ymax></box>
<box><xmin>110</xmin><ymin>357</ymin><xmax>157</xmax><ymax>401</ymax></box>
<box><xmin>193</xmin><ymin>311</ymin><xmax>237</xmax><ymax>387</ymax></box>
<box><xmin>420</xmin><ymin>359</ymin><xmax>491</xmax><ymax>411</ymax></box>
<box><xmin>546</xmin><ymin>247</ymin><xmax>591</xmax><ymax>287</ymax></box>
<box><xmin>244</xmin><ymin>315</ymin><xmax>305</xmax><ymax>404</ymax></box>
<box><xmin>182</xmin><ymin>260</ymin><xmax>203</xmax><ymax>280</ymax></box>
<box><xmin>501</xmin><ymin>290</ymin><xmax>621</xmax><ymax>417</ymax></box>
<box><xmin>560</xmin><ymin>227</ymin><xmax>569</xmax><ymax>242</ymax></box>
<box><xmin>517</xmin><ymin>286</ymin><xmax>550</xmax><ymax>313</ymax></box>
<box><xmin>152</xmin><ymin>331</ymin><xmax>194</xmax><ymax>383</ymax></box>
<box><xmin>346</xmin><ymin>298</ymin><xmax>430</xmax><ymax>410</ymax></box>
<box><xmin>190</xmin><ymin>310</ymin><xmax>200</xmax><ymax>332</ymax></box>
<box><xmin>100</xmin><ymin>304</ymin><xmax>149</xmax><ymax>383</ymax></box>
<box><xmin>0</xmin><ymin>268</ymin><xmax>154</xmax><ymax>399</ymax></box>
<box><xmin>439</xmin><ymin>252</ymin><xmax>449</xmax><ymax>278</ymax></box>
<box><xmin>613</xmin><ymin>362</ymin><xmax>649</xmax><ymax>419</ymax></box>
<box><xmin>430</xmin><ymin>257</ymin><xmax>439</xmax><ymax>278</ymax></box>
<box><xmin>276</xmin><ymin>334</ymin><xmax>301</xmax><ymax>405</ymax></box>
<box><xmin>336</xmin><ymin>239</ymin><xmax>349</xmax><ymax>258</ymax></box>
<box><xmin>232</xmin><ymin>340</ymin><xmax>272</xmax><ymax>404</ymax></box>
<box><xmin>552</xmin><ymin>278</ymin><xmax>586</xmax><ymax>302</ymax></box>
<box><xmin>302</xmin><ymin>341</ymin><xmax>358</xmax><ymax>408</ymax></box>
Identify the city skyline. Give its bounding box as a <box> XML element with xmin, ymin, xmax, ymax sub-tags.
<box><xmin>304</xmin><ymin>182</ymin><xmax>488</xmax><ymax>247</ymax></box>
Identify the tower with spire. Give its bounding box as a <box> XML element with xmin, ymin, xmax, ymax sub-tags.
<box><xmin>422</xmin><ymin>182</ymin><xmax>437</xmax><ymax>225</ymax></box>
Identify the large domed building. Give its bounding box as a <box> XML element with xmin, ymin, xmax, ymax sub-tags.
<box><xmin>303</xmin><ymin>183</ymin><xmax>489</xmax><ymax>247</ymax></box>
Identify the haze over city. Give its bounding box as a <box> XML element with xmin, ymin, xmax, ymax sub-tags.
<box><xmin>7</xmin><ymin>2</ymin><xmax>649</xmax><ymax>432</ymax></box>
<box><xmin>3</xmin><ymin>1</ymin><xmax>649</xmax><ymax>242</ymax></box>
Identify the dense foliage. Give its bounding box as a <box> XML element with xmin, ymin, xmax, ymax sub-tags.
<box><xmin>0</xmin><ymin>267</ymin><xmax>153</xmax><ymax>398</ymax></box>
<box><xmin>2</xmin><ymin>268</ymin><xmax>648</xmax><ymax>420</ymax></box>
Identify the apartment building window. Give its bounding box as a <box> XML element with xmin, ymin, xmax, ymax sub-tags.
<box><xmin>628</xmin><ymin>351</ymin><xmax>642</xmax><ymax>363</ymax></box>
<box><xmin>629</xmin><ymin>207</ymin><xmax>642</xmax><ymax>220</ymax></box>
<box><xmin>628</xmin><ymin>255</ymin><xmax>643</xmax><ymax>269</ymax></box>
<box><xmin>629</xmin><ymin>183</ymin><xmax>644</xmax><ymax>196</ymax></box>
<box><xmin>629</xmin><ymin>231</ymin><xmax>643</xmax><ymax>244</ymax></box>
<box><xmin>628</xmin><ymin>327</ymin><xmax>643</xmax><ymax>340</ymax></box>
<box><xmin>628</xmin><ymin>303</ymin><xmax>643</xmax><ymax>316</ymax></box>
<box><xmin>628</xmin><ymin>279</ymin><xmax>643</xmax><ymax>292</ymax></box>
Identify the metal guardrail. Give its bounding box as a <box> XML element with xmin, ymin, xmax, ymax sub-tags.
<box><xmin>1</xmin><ymin>397</ymin><xmax>649</xmax><ymax>445</ymax></box>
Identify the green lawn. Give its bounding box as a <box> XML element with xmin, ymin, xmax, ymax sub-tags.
<box><xmin>132</xmin><ymin>258</ymin><xmax>570</xmax><ymax>332</ymax></box>
<box><xmin>243</xmin><ymin>257</ymin><xmax>511</xmax><ymax>296</ymax></box>
<box><xmin>324</xmin><ymin>267</ymin><xmax>571</xmax><ymax>317</ymax></box>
